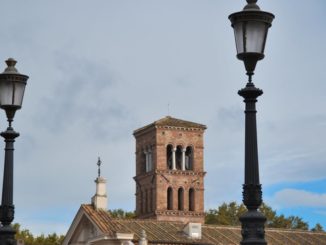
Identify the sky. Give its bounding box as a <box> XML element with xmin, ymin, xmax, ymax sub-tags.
<box><xmin>0</xmin><ymin>0</ymin><xmax>326</xmax><ymax>236</ymax></box>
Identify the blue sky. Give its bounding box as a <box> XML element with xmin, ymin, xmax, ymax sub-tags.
<box><xmin>0</xmin><ymin>0</ymin><xmax>326</xmax><ymax>235</ymax></box>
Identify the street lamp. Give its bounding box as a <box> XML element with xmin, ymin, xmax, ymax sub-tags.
<box><xmin>0</xmin><ymin>58</ymin><xmax>28</xmax><ymax>245</ymax></box>
<box><xmin>229</xmin><ymin>1</ymin><xmax>274</xmax><ymax>244</ymax></box>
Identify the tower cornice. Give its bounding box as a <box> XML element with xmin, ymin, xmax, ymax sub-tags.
<box><xmin>133</xmin><ymin>116</ymin><xmax>207</xmax><ymax>137</ymax></box>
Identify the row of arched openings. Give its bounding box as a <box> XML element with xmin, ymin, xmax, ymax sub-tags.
<box><xmin>167</xmin><ymin>187</ymin><xmax>195</xmax><ymax>211</ymax></box>
<box><xmin>166</xmin><ymin>145</ymin><xmax>193</xmax><ymax>170</ymax></box>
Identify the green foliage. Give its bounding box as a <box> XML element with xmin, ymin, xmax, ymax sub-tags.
<box><xmin>288</xmin><ymin>216</ymin><xmax>309</xmax><ymax>230</ymax></box>
<box><xmin>205</xmin><ymin>202</ymin><xmax>311</xmax><ymax>230</ymax></box>
<box><xmin>206</xmin><ymin>202</ymin><xmax>246</xmax><ymax>226</ymax></box>
<box><xmin>311</xmin><ymin>223</ymin><xmax>324</xmax><ymax>232</ymax></box>
<box><xmin>14</xmin><ymin>223</ymin><xmax>65</xmax><ymax>245</ymax></box>
<box><xmin>108</xmin><ymin>209</ymin><xmax>136</xmax><ymax>219</ymax></box>
<box><xmin>258</xmin><ymin>202</ymin><xmax>276</xmax><ymax>227</ymax></box>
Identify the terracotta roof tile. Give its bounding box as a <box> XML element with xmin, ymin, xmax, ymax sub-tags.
<box><xmin>82</xmin><ymin>205</ymin><xmax>326</xmax><ymax>245</ymax></box>
<box><xmin>133</xmin><ymin>116</ymin><xmax>207</xmax><ymax>135</ymax></box>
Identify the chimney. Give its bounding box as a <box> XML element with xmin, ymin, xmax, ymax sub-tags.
<box><xmin>91</xmin><ymin>157</ymin><xmax>108</xmax><ymax>210</ymax></box>
<box><xmin>183</xmin><ymin>223</ymin><xmax>202</xmax><ymax>239</ymax></box>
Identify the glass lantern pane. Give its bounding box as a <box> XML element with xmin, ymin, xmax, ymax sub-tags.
<box><xmin>234</xmin><ymin>22</ymin><xmax>244</xmax><ymax>54</ymax></box>
<box><xmin>14</xmin><ymin>82</ymin><xmax>26</xmax><ymax>107</ymax></box>
<box><xmin>0</xmin><ymin>80</ymin><xmax>14</xmax><ymax>106</ymax></box>
<box><xmin>245</xmin><ymin>21</ymin><xmax>267</xmax><ymax>53</ymax></box>
<box><xmin>0</xmin><ymin>80</ymin><xmax>26</xmax><ymax>107</ymax></box>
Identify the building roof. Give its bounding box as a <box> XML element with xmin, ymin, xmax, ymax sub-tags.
<box><xmin>82</xmin><ymin>204</ymin><xmax>326</xmax><ymax>245</ymax></box>
<box><xmin>133</xmin><ymin>116</ymin><xmax>207</xmax><ymax>135</ymax></box>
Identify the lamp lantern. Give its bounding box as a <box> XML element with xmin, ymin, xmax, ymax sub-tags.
<box><xmin>0</xmin><ymin>58</ymin><xmax>28</xmax><ymax>122</ymax></box>
<box><xmin>229</xmin><ymin>0</ymin><xmax>274</xmax><ymax>77</ymax></box>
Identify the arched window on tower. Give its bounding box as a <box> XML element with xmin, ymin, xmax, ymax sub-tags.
<box><xmin>178</xmin><ymin>187</ymin><xmax>184</xmax><ymax>211</ymax></box>
<box><xmin>166</xmin><ymin>145</ymin><xmax>173</xmax><ymax>170</ymax></box>
<box><xmin>176</xmin><ymin>146</ymin><xmax>182</xmax><ymax>170</ymax></box>
<box><xmin>148</xmin><ymin>146</ymin><xmax>153</xmax><ymax>172</ymax></box>
<box><xmin>189</xmin><ymin>188</ymin><xmax>195</xmax><ymax>211</ymax></box>
<box><xmin>167</xmin><ymin>187</ymin><xmax>173</xmax><ymax>210</ymax></box>
<box><xmin>141</xmin><ymin>151</ymin><xmax>146</xmax><ymax>173</ymax></box>
<box><xmin>185</xmin><ymin>146</ymin><xmax>193</xmax><ymax>170</ymax></box>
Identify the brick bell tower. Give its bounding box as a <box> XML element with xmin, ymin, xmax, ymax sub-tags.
<box><xmin>133</xmin><ymin>116</ymin><xmax>207</xmax><ymax>223</ymax></box>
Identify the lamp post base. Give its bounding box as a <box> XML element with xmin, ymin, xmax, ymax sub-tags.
<box><xmin>0</xmin><ymin>225</ymin><xmax>16</xmax><ymax>245</ymax></box>
<box><xmin>240</xmin><ymin>210</ymin><xmax>267</xmax><ymax>245</ymax></box>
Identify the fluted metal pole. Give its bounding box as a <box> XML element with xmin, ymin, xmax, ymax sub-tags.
<box><xmin>238</xmin><ymin>79</ymin><xmax>266</xmax><ymax>245</ymax></box>
<box><xmin>0</xmin><ymin>123</ymin><xmax>19</xmax><ymax>245</ymax></box>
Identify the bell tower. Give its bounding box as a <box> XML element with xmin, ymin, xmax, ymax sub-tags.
<box><xmin>133</xmin><ymin>116</ymin><xmax>206</xmax><ymax>223</ymax></box>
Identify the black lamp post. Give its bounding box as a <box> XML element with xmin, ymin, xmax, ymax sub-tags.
<box><xmin>229</xmin><ymin>1</ymin><xmax>274</xmax><ymax>244</ymax></box>
<box><xmin>0</xmin><ymin>58</ymin><xmax>28</xmax><ymax>245</ymax></box>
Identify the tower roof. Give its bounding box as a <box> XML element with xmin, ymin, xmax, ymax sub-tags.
<box><xmin>134</xmin><ymin>116</ymin><xmax>207</xmax><ymax>135</ymax></box>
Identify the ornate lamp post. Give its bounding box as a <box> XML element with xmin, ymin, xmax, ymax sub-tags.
<box><xmin>229</xmin><ymin>1</ymin><xmax>274</xmax><ymax>244</ymax></box>
<box><xmin>0</xmin><ymin>58</ymin><xmax>28</xmax><ymax>245</ymax></box>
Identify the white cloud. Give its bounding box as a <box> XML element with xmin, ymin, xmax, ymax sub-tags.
<box><xmin>273</xmin><ymin>189</ymin><xmax>326</xmax><ymax>208</ymax></box>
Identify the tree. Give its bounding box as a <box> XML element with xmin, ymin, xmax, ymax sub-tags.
<box><xmin>216</xmin><ymin>202</ymin><xmax>237</xmax><ymax>225</ymax></box>
<box><xmin>311</xmin><ymin>223</ymin><xmax>324</xmax><ymax>232</ymax></box>
<box><xmin>288</xmin><ymin>216</ymin><xmax>309</xmax><ymax>230</ymax></box>
<box><xmin>205</xmin><ymin>202</ymin><xmax>246</xmax><ymax>226</ymax></box>
<box><xmin>205</xmin><ymin>202</ymin><xmax>311</xmax><ymax>231</ymax></box>
<box><xmin>205</xmin><ymin>209</ymin><xmax>219</xmax><ymax>225</ymax></box>
<box><xmin>272</xmin><ymin>214</ymin><xmax>292</xmax><ymax>229</ymax></box>
<box><xmin>14</xmin><ymin>223</ymin><xmax>65</xmax><ymax>245</ymax></box>
<box><xmin>108</xmin><ymin>209</ymin><xmax>136</xmax><ymax>219</ymax></box>
<box><xmin>259</xmin><ymin>203</ymin><xmax>276</xmax><ymax>227</ymax></box>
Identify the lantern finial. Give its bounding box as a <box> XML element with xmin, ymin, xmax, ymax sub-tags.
<box><xmin>4</xmin><ymin>58</ymin><xmax>18</xmax><ymax>73</ymax></box>
<box><xmin>244</xmin><ymin>0</ymin><xmax>260</xmax><ymax>10</ymax></box>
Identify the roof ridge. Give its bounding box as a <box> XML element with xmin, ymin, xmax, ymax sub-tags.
<box><xmin>134</xmin><ymin>116</ymin><xmax>206</xmax><ymax>135</ymax></box>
